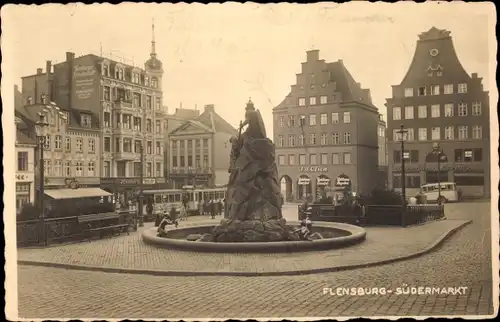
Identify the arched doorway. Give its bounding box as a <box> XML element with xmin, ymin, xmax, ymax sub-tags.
<box><xmin>316</xmin><ymin>175</ymin><xmax>331</xmax><ymax>201</ymax></box>
<box><xmin>279</xmin><ymin>175</ymin><xmax>293</xmax><ymax>201</ymax></box>
<box><xmin>297</xmin><ymin>175</ymin><xmax>312</xmax><ymax>201</ymax></box>
<box><xmin>424</xmin><ymin>151</ymin><xmax>449</xmax><ymax>184</ymax></box>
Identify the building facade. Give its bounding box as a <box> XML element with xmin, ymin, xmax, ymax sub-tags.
<box><xmin>15</xmin><ymin>117</ymin><xmax>36</xmax><ymax>213</ymax></box>
<box><xmin>168</xmin><ymin>104</ymin><xmax>237</xmax><ymax>188</ymax></box>
<box><xmin>377</xmin><ymin>114</ymin><xmax>389</xmax><ymax>188</ymax></box>
<box><xmin>386</xmin><ymin>27</ymin><xmax>490</xmax><ymax>198</ymax></box>
<box><xmin>273</xmin><ymin>50</ymin><xmax>381</xmax><ymax>201</ymax></box>
<box><xmin>16</xmin><ymin>102</ymin><xmax>102</xmax><ymax>189</ymax></box>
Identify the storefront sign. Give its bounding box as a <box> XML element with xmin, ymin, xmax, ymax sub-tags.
<box><xmin>299</xmin><ymin>166</ymin><xmax>328</xmax><ymax>172</ymax></box>
<box><xmin>317</xmin><ymin>178</ymin><xmax>331</xmax><ymax>186</ymax></box>
<box><xmin>335</xmin><ymin>177</ymin><xmax>351</xmax><ymax>187</ymax></box>
<box><xmin>298</xmin><ymin>178</ymin><xmax>311</xmax><ymax>185</ymax></box>
<box><xmin>101</xmin><ymin>177</ymin><xmax>166</xmax><ymax>186</ymax></box>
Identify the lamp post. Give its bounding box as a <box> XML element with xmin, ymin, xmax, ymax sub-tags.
<box><xmin>34</xmin><ymin>112</ymin><xmax>49</xmax><ymax>245</ymax></box>
<box><xmin>396</xmin><ymin>124</ymin><xmax>408</xmax><ymax>226</ymax></box>
<box><xmin>138</xmin><ymin>143</ymin><xmax>144</xmax><ymax>227</ymax></box>
<box><xmin>432</xmin><ymin>142</ymin><xmax>444</xmax><ymax>204</ymax></box>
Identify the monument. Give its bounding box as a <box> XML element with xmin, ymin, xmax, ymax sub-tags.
<box><xmin>210</xmin><ymin>99</ymin><xmax>291</xmax><ymax>242</ymax></box>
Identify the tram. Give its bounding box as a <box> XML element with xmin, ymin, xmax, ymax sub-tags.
<box><xmin>142</xmin><ymin>186</ymin><xmax>227</xmax><ymax>216</ymax></box>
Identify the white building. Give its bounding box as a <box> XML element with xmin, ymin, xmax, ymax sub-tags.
<box><xmin>15</xmin><ymin>116</ymin><xmax>36</xmax><ymax>213</ymax></box>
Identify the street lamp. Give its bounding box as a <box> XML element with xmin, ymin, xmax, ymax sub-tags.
<box><xmin>34</xmin><ymin>112</ymin><xmax>49</xmax><ymax>245</ymax></box>
<box><xmin>396</xmin><ymin>124</ymin><xmax>408</xmax><ymax>226</ymax></box>
<box><xmin>432</xmin><ymin>142</ymin><xmax>446</xmax><ymax>205</ymax></box>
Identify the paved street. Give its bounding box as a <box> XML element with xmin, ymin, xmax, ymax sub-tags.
<box><xmin>16</xmin><ymin>202</ymin><xmax>495</xmax><ymax>319</ymax></box>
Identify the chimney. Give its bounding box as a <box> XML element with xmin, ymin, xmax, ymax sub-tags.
<box><xmin>472</xmin><ymin>73</ymin><xmax>478</xmax><ymax>78</ymax></box>
<box><xmin>204</xmin><ymin>104</ymin><xmax>215</xmax><ymax>113</ymax></box>
<box><xmin>37</xmin><ymin>68</ymin><xmax>43</xmax><ymax>75</ymax></box>
<box><xmin>362</xmin><ymin>89</ymin><xmax>372</xmax><ymax>103</ymax></box>
<box><xmin>66</xmin><ymin>52</ymin><xmax>75</xmax><ymax>62</ymax></box>
<box><xmin>46</xmin><ymin>60</ymin><xmax>52</xmax><ymax>101</ymax></box>
<box><xmin>306</xmin><ymin>50</ymin><xmax>319</xmax><ymax>62</ymax></box>
<box><xmin>46</xmin><ymin>60</ymin><xmax>52</xmax><ymax>73</ymax></box>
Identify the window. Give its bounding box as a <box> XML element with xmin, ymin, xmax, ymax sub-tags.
<box><xmin>179</xmin><ymin>156</ymin><xmax>185</xmax><ymax>167</ymax></box>
<box><xmin>81</xmin><ymin>114</ymin><xmax>92</xmax><ymax>127</ymax></box>
<box><xmin>431</xmin><ymin>127</ymin><xmax>440</xmax><ymax>140</ymax></box>
<box><xmin>444</xmin><ymin>104</ymin><xmax>454</xmax><ymax>117</ymax></box>
<box><xmin>134</xmin><ymin>117</ymin><xmax>142</xmax><ymax>131</ymax></box>
<box><xmin>332</xmin><ymin>153</ymin><xmax>340</xmax><ymax>164</ymax></box>
<box><xmin>103</xmin><ymin>86</ymin><xmax>110</xmax><ymax>101</ymax></box>
<box><xmin>115</xmin><ymin>138</ymin><xmax>121</xmax><ymax>152</ymax></box>
<box><xmin>417</xmin><ymin>105</ymin><xmax>427</xmax><ymax>119</ymax></box>
<box><xmin>278</xmin><ymin>135</ymin><xmax>284</xmax><ymax>147</ymax></box>
<box><xmin>278</xmin><ymin>155</ymin><xmax>286</xmax><ymax>166</ymax></box>
<box><xmin>88</xmin><ymin>162</ymin><xmax>95</xmax><ymax>176</ymax></box>
<box><xmin>103</xmin><ymin>137</ymin><xmax>111</xmax><ymax>152</ymax></box>
<box><xmin>409</xmin><ymin>150</ymin><xmax>419</xmax><ymax>163</ymax></box>
<box><xmin>187</xmin><ymin>156</ymin><xmax>193</xmax><ymax>167</ymax></box>
<box><xmin>320</xmin><ymin>95</ymin><xmax>328</xmax><ymax>104</ymax></box>
<box><xmin>134</xmin><ymin>140</ymin><xmax>141</xmax><ymax>153</ymax></box>
<box><xmin>76</xmin><ymin>138</ymin><xmax>83</xmax><ymax>152</ymax></box>
<box><xmin>298</xmin><ymin>98</ymin><xmax>306</xmax><ymax>106</ymax></box>
<box><xmin>458</xmin><ymin>103</ymin><xmax>468</xmax><ymax>116</ymax></box>
<box><xmin>299</xmin><ymin>115</ymin><xmax>306</xmax><ymax>127</ymax></box>
<box><xmin>418</xmin><ymin>128</ymin><xmax>427</xmax><ymax>141</ymax></box>
<box><xmin>320</xmin><ymin>133</ymin><xmax>328</xmax><ymax>145</ymax></box>
<box><xmin>146</xmin><ymin>119</ymin><xmax>152</xmax><ymax>132</ymax></box>
<box><xmin>155</xmin><ymin>120</ymin><xmax>161</xmax><ymax>133</ymax></box>
<box><xmin>310</xmin><ymin>154</ymin><xmax>317</xmax><ymax>165</ymax></box>
<box><xmin>53</xmin><ymin>160</ymin><xmax>62</xmax><ymax>176</ymax></box>
<box><xmin>75</xmin><ymin>161</ymin><xmax>83</xmax><ymax>177</ymax></box>
<box><xmin>343</xmin><ymin>132</ymin><xmax>351</xmax><ymax>144</ymax></box>
<box><xmin>133</xmin><ymin>93</ymin><xmax>141</xmax><ymax>107</ymax></box>
<box><xmin>104</xmin><ymin>112</ymin><xmax>111</xmax><ymax>127</ymax></box>
<box><xmin>458</xmin><ymin>83</ymin><xmax>467</xmax><ymax>93</ymax></box>
<box><xmin>472</xmin><ymin>102</ymin><xmax>482</xmax><ymax>116</ymax></box>
<box><xmin>288</xmin><ymin>115</ymin><xmax>296</xmax><ymax>127</ymax></box>
<box><xmin>343</xmin><ymin>153</ymin><xmax>352</xmax><ymax>164</ymax></box>
<box><xmin>309</xmin><ymin>97</ymin><xmax>316</xmax><ymax>105</ymax></box>
<box><xmin>53</xmin><ymin>135</ymin><xmax>62</xmax><ymax>150</ymax></box>
<box><xmin>288</xmin><ymin>155</ymin><xmax>296</xmax><ymax>165</ymax></box>
<box><xmin>454</xmin><ymin>175</ymin><xmax>484</xmax><ymax>186</ymax></box>
<box><xmin>418</xmin><ymin>87</ymin><xmax>426</xmax><ymax>96</ymax></box>
<box><xmin>123</xmin><ymin>139</ymin><xmax>132</xmax><ymax>153</ymax></box>
<box><xmin>406</xmin><ymin>128</ymin><xmax>414</xmax><ymax>141</ymax></box>
<box><xmin>156</xmin><ymin>142</ymin><xmax>161</xmax><ymax>154</ymax></box>
<box><xmin>430</xmin><ymin>85</ymin><xmax>440</xmax><ymax>95</ymax></box>
<box><xmin>458</xmin><ymin>126</ymin><xmax>468</xmax><ymax>140</ymax></box>
<box><xmin>43</xmin><ymin>135</ymin><xmax>51</xmax><ymax>150</ymax></box>
<box><xmin>17</xmin><ymin>152</ymin><xmax>28</xmax><ymax>171</ymax></box>
<box><xmin>472</xmin><ymin>126</ymin><xmax>482</xmax><ymax>139</ymax></box>
<box><xmin>393</xmin><ymin>151</ymin><xmax>401</xmax><ymax>164</ymax></box>
<box><xmin>147</xmin><ymin>141</ymin><xmax>153</xmax><ymax>154</ymax></box>
<box><xmin>309</xmin><ymin>133</ymin><xmax>316</xmax><ymax>145</ymax></box>
<box><xmin>103</xmin><ymin>161</ymin><xmax>110</xmax><ymax>177</ymax></box>
<box><xmin>404</xmin><ymin>106</ymin><xmax>414</xmax><ymax>119</ymax></box>
<box><xmin>343</xmin><ymin>112</ymin><xmax>351</xmax><ymax>123</ymax></box>
<box><xmin>404</xmin><ymin>88</ymin><xmax>414</xmax><ymax>97</ymax></box>
<box><xmin>42</xmin><ymin>160</ymin><xmax>51</xmax><ymax>176</ymax></box>
<box><xmin>431</xmin><ymin>105</ymin><xmax>440</xmax><ymax>118</ymax></box>
<box><xmin>195</xmin><ymin>156</ymin><xmax>200</xmax><ymax>168</ymax></box>
<box><xmin>102</xmin><ymin>65</ymin><xmax>109</xmax><ymax>76</ymax></box>
<box><xmin>331</xmin><ymin>133</ymin><xmax>340</xmax><ymax>145</ymax></box>
<box><xmin>393</xmin><ymin>107</ymin><xmax>401</xmax><ymax>120</ymax></box>
<box><xmin>288</xmin><ymin>135</ymin><xmax>296</xmax><ymax>146</ymax></box>
<box><xmin>444</xmin><ymin>84</ymin><xmax>453</xmax><ymax>94</ymax></box>
<box><xmin>86</xmin><ymin>138</ymin><xmax>95</xmax><ymax>153</ymax></box>
<box><xmin>151</xmin><ymin>78</ymin><xmax>158</xmax><ymax>88</ymax></box>
<box><xmin>279</xmin><ymin>116</ymin><xmax>284</xmax><ymax>127</ymax></box>
<box><xmin>299</xmin><ymin>154</ymin><xmax>306</xmax><ymax>165</ymax></box>
<box><xmin>298</xmin><ymin>135</ymin><xmax>305</xmax><ymax>146</ymax></box>
<box><xmin>393</xmin><ymin>129</ymin><xmax>401</xmax><ymax>141</ymax></box>
<box><xmin>309</xmin><ymin>114</ymin><xmax>317</xmax><ymax>126</ymax></box>
<box><xmin>320</xmin><ymin>113</ymin><xmax>328</xmax><ymax>125</ymax></box>
<box><xmin>146</xmin><ymin>96</ymin><xmax>152</xmax><ymax>109</ymax></box>
<box><xmin>444</xmin><ymin>126</ymin><xmax>454</xmax><ymax>140</ymax></box>
<box><xmin>321</xmin><ymin>153</ymin><xmax>328</xmax><ymax>165</ymax></box>
<box><xmin>331</xmin><ymin>113</ymin><xmax>339</xmax><ymax>124</ymax></box>
<box><xmin>64</xmin><ymin>161</ymin><xmax>71</xmax><ymax>176</ymax></box>
<box><xmin>146</xmin><ymin>163</ymin><xmax>152</xmax><ymax>177</ymax></box>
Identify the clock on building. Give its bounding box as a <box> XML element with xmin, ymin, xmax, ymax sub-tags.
<box><xmin>429</xmin><ymin>48</ymin><xmax>439</xmax><ymax>57</ymax></box>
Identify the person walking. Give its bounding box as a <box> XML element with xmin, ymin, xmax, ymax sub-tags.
<box><xmin>217</xmin><ymin>199</ymin><xmax>223</xmax><ymax>216</ymax></box>
<box><xmin>209</xmin><ymin>200</ymin><xmax>216</xmax><ymax>219</ymax></box>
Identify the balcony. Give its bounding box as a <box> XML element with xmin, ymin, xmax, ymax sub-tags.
<box><xmin>113</xmin><ymin>151</ymin><xmax>137</xmax><ymax>161</ymax></box>
<box><xmin>113</xmin><ymin>123</ymin><xmax>135</xmax><ymax>136</ymax></box>
<box><xmin>114</xmin><ymin>99</ymin><xmax>135</xmax><ymax>112</ymax></box>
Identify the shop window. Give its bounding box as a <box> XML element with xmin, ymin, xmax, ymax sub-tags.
<box><xmin>454</xmin><ymin>175</ymin><xmax>484</xmax><ymax>186</ymax></box>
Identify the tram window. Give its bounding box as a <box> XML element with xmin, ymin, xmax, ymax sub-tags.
<box><xmin>155</xmin><ymin>195</ymin><xmax>162</xmax><ymax>203</ymax></box>
<box><xmin>168</xmin><ymin>195</ymin><xmax>174</xmax><ymax>202</ymax></box>
<box><xmin>175</xmin><ymin>194</ymin><xmax>180</xmax><ymax>202</ymax></box>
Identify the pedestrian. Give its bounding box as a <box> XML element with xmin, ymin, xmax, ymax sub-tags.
<box><xmin>217</xmin><ymin>199</ymin><xmax>223</xmax><ymax>216</ymax></box>
<box><xmin>210</xmin><ymin>200</ymin><xmax>216</xmax><ymax>219</ymax></box>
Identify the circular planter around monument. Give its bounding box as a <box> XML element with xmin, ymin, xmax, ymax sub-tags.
<box><xmin>142</xmin><ymin>221</ymin><xmax>366</xmax><ymax>253</ymax></box>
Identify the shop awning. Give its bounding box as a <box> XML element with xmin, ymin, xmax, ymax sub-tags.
<box><xmin>44</xmin><ymin>188</ymin><xmax>113</xmax><ymax>200</ymax></box>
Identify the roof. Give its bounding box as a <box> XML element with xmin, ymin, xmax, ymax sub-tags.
<box><xmin>16</xmin><ymin>130</ymin><xmax>36</xmax><ymax>145</ymax></box>
<box><xmin>195</xmin><ymin>108</ymin><xmax>237</xmax><ymax>136</ymax></box>
<box><xmin>44</xmin><ymin>188</ymin><xmax>112</xmax><ymax>200</ymax></box>
<box><xmin>169</xmin><ymin>119</ymin><xmax>215</xmax><ymax>136</ymax></box>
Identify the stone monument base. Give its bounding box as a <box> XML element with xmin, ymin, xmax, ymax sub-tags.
<box><xmin>210</xmin><ymin>218</ymin><xmax>295</xmax><ymax>242</ymax></box>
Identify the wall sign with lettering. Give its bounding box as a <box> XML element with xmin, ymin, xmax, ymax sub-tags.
<box><xmin>299</xmin><ymin>166</ymin><xmax>328</xmax><ymax>172</ymax></box>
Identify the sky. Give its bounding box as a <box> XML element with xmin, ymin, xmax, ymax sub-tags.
<box><xmin>2</xmin><ymin>2</ymin><xmax>495</xmax><ymax>136</ymax></box>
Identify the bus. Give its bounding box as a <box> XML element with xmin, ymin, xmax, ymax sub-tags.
<box><xmin>420</xmin><ymin>182</ymin><xmax>460</xmax><ymax>204</ymax></box>
<box><xmin>142</xmin><ymin>186</ymin><xmax>227</xmax><ymax>216</ymax></box>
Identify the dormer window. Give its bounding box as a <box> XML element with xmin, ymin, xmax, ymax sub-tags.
<box><xmin>81</xmin><ymin>114</ymin><xmax>92</xmax><ymax>128</ymax></box>
<box><xmin>102</xmin><ymin>64</ymin><xmax>109</xmax><ymax>77</ymax></box>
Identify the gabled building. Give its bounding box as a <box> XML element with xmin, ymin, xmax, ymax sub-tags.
<box><xmin>167</xmin><ymin>104</ymin><xmax>237</xmax><ymax>188</ymax></box>
<box><xmin>385</xmin><ymin>27</ymin><xmax>490</xmax><ymax>198</ymax></box>
<box><xmin>273</xmin><ymin>50</ymin><xmax>381</xmax><ymax>201</ymax></box>
<box><xmin>15</xmin><ymin>116</ymin><xmax>37</xmax><ymax>213</ymax></box>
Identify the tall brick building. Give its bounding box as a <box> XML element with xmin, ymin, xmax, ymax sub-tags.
<box><xmin>273</xmin><ymin>50</ymin><xmax>382</xmax><ymax>201</ymax></box>
<box><xmin>386</xmin><ymin>27</ymin><xmax>490</xmax><ymax>198</ymax></box>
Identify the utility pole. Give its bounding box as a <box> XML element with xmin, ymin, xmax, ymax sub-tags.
<box><xmin>138</xmin><ymin>143</ymin><xmax>144</xmax><ymax>227</ymax></box>
<box><xmin>396</xmin><ymin>124</ymin><xmax>408</xmax><ymax>227</ymax></box>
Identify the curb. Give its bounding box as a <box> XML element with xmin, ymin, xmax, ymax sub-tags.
<box><xmin>18</xmin><ymin>220</ymin><xmax>472</xmax><ymax>277</ymax></box>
